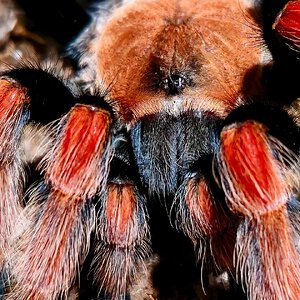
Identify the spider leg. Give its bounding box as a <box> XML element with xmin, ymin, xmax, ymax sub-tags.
<box><xmin>0</xmin><ymin>68</ymin><xmax>113</xmax><ymax>299</ymax></box>
<box><xmin>261</xmin><ymin>0</ymin><xmax>300</xmax><ymax>103</ymax></box>
<box><xmin>262</xmin><ymin>0</ymin><xmax>300</xmax><ymax>60</ymax></box>
<box><xmin>174</xmin><ymin>166</ymin><xmax>236</xmax><ymax>272</ymax></box>
<box><xmin>0</xmin><ymin>77</ymin><xmax>29</xmax><ymax>283</ymax></box>
<box><xmin>272</xmin><ymin>0</ymin><xmax>300</xmax><ymax>56</ymax></box>
<box><xmin>9</xmin><ymin>103</ymin><xmax>112</xmax><ymax>300</ymax></box>
<box><xmin>0</xmin><ymin>66</ymin><xmax>75</xmax><ymax>272</ymax></box>
<box><xmin>93</xmin><ymin>136</ymin><xmax>151</xmax><ymax>300</ymax></box>
<box><xmin>216</xmin><ymin>104</ymin><xmax>300</xmax><ymax>300</ymax></box>
<box><xmin>165</xmin><ymin>113</ymin><xmax>237</xmax><ymax>277</ymax></box>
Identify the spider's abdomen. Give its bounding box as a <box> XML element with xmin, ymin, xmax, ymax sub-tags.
<box><xmin>96</xmin><ymin>0</ymin><xmax>263</xmax><ymax>121</ymax></box>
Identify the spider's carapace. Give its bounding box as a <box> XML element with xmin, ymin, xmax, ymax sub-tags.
<box><xmin>92</xmin><ymin>0</ymin><xmax>262</xmax><ymax>120</ymax></box>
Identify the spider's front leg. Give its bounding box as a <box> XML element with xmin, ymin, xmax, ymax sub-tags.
<box><xmin>0</xmin><ymin>78</ymin><xmax>29</xmax><ymax>272</ymax></box>
<box><xmin>10</xmin><ymin>104</ymin><xmax>112</xmax><ymax>299</ymax></box>
<box><xmin>174</xmin><ymin>158</ymin><xmax>236</xmax><ymax>271</ymax></box>
<box><xmin>214</xmin><ymin>2</ymin><xmax>300</xmax><ymax>298</ymax></box>
<box><xmin>0</xmin><ymin>68</ymin><xmax>74</xmax><ymax>275</ymax></box>
<box><xmin>93</xmin><ymin>136</ymin><xmax>151</xmax><ymax>300</ymax></box>
<box><xmin>0</xmin><ymin>69</ymin><xmax>113</xmax><ymax>299</ymax></box>
<box><xmin>216</xmin><ymin>105</ymin><xmax>300</xmax><ymax>300</ymax></box>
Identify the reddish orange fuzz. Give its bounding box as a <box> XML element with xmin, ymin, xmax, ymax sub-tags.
<box><xmin>8</xmin><ymin>104</ymin><xmax>112</xmax><ymax>300</ymax></box>
<box><xmin>47</xmin><ymin>104</ymin><xmax>112</xmax><ymax>199</ymax></box>
<box><xmin>105</xmin><ymin>184</ymin><xmax>136</xmax><ymax>245</ymax></box>
<box><xmin>0</xmin><ymin>78</ymin><xmax>30</xmax><ymax>159</ymax></box>
<box><xmin>273</xmin><ymin>1</ymin><xmax>300</xmax><ymax>49</ymax></box>
<box><xmin>185</xmin><ymin>179</ymin><xmax>227</xmax><ymax>237</ymax></box>
<box><xmin>95</xmin><ymin>183</ymin><xmax>151</xmax><ymax>299</ymax></box>
<box><xmin>219</xmin><ymin>121</ymin><xmax>288</xmax><ymax>215</ymax></box>
<box><xmin>95</xmin><ymin>0</ymin><xmax>262</xmax><ymax>121</ymax></box>
<box><xmin>218</xmin><ymin>120</ymin><xmax>300</xmax><ymax>300</ymax></box>
<box><xmin>0</xmin><ymin>79</ymin><xmax>29</xmax><ymax>269</ymax></box>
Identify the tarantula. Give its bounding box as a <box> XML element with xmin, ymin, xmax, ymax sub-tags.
<box><xmin>0</xmin><ymin>0</ymin><xmax>299</xmax><ymax>299</ymax></box>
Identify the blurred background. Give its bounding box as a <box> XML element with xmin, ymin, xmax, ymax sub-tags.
<box><xmin>0</xmin><ymin>0</ymin><xmax>99</xmax><ymax>71</ymax></box>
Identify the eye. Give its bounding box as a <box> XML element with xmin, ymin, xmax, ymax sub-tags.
<box><xmin>159</xmin><ymin>74</ymin><xmax>189</xmax><ymax>95</ymax></box>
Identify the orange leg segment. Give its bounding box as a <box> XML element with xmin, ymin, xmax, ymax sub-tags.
<box><xmin>217</xmin><ymin>120</ymin><xmax>300</xmax><ymax>300</ymax></box>
<box><xmin>94</xmin><ymin>183</ymin><xmax>151</xmax><ymax>300</ymax></box>
<box><xmin>175</xmin><ymin>176</ymin><xmax>235</xmax><ymax>271</ymax></box>
<box><xmin>9</xmin><ymin>104</ymin><xmax>112</xmax><ymax>299</ymax></box>
<box><xmin>0</xmin><ymin>79</ymin><xmax>29</xmax><ymax>270</ymax></box>
<box><xmin>273</xmin><ymin>0</ymin><xmax>300</xmax><ymax>49</ymax></box>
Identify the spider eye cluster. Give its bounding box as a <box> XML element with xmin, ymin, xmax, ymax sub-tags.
<box><xmin>159</xmin><ymin>74</ymin><xmax>190</xmax><ymax>95</ymax></box>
